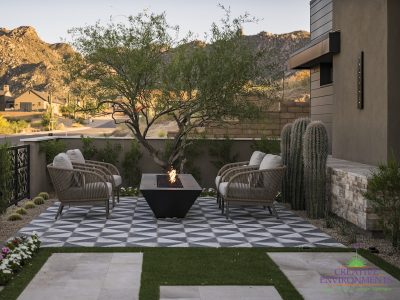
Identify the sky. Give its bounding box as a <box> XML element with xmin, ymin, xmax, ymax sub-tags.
<box><xmin>1</xmin><ymin>0</ymin><xmax>310</xmax><ymax>44</ymax></box>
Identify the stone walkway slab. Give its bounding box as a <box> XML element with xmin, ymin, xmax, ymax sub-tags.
<box><xmin>160</xmin><ymin>285</ymin><xmax>283</xmax><ymax>300</ymax></box>
<box><xmin>18</xmin><ymin>253</ymin><xmax>143</xmax><ymax>300</ymax></box>
<box><xmin>268</xmin><ymin>252</ymin><xmax>400</xmax><ymax>300</ymax></box>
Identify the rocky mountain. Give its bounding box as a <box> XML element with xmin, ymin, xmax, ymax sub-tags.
<box><xmin>0</xmin><ymin>26</ymin><xmax>309</xmax><ymax>98</ymax></box>
<box><xmin>0</xmin><ymin>26</ymin><xmax>74</xmax><ymax>98</ymax></box>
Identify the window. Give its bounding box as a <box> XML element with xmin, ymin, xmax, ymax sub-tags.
<box><xmin>320</xmin><ymin>63</ymin><xmax>333</xmax><ymax>86</ymax></box>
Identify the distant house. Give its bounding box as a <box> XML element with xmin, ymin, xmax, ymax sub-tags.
<box><xmin>0</xmin><ymin>84</ymin><xmax>14</xmax><ymax>111</ymax></box>
<box><xmin>14</xmin><ymin>90</ymin><xmax>64</xmax><ymax>115</ymax></box>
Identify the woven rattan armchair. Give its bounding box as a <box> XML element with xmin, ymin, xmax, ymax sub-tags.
<box><xmin>218</xmin><ymin>166</ymin><xmax>286</xmax><ymax>219</ymax></box>
<box><xmin>47</xmin><ymin>163</ymin><xmax>112</xmax><ymax>219</ymax></box>
<box><xmin>215</xmin><ymin>151</ymin><xmax>266</xmax><ymax>206</ymax></box>
<box><xmin>66</xmin><ymin>149</ymin><xmax>122</xmax><ymax>205</ymax></box>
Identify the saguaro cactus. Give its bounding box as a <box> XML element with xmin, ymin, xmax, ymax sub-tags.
<box><xmin>289</xmin><ymin>117</ymin><xmax>310</xmax><ymax>210</ymax></box>
<box><xmin>280</xmin><ymin>123</ymin><xmax>292</xmax><ymax>203</ymax></box>
<box><xmin>303</xmin><ymin>121</ymin><xmax>329</xmax><ymax>218</ymax></box>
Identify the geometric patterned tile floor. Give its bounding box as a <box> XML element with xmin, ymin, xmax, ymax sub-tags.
<box><xmin>18</xmin><ymin>197</ymin><xmax>344</xmax><ymax>248</ymax></box>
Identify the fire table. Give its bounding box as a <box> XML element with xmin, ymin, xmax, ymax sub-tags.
<box><xmin>140</xmin><ymin>173</ymin><xmax>202</xmax><ymax>218</ymax></box>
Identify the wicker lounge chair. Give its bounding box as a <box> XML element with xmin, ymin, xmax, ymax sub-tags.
<box><xmin>47</xmin><ymin>153</ymin><xmax>112</xmax><ymax>219</ymax></box>
<box><xmin>66</xmin><ymin>149</ymin><xmax>122</xmax><ymax>206</ymax></box>
<box><xmin>215</xmin><ymin>151</ymin><xmax>266</xmax><ymax>206</ymax></box>
<box><xmin>217</xmin><ymin>154</ymin><xmax>286</xmax><ymax>219</ymax></box>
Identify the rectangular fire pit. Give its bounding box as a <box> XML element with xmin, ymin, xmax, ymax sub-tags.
<box><xmin>140</xmin><ymin>173</ymin><xmax>202</xmax><ymax>218</ymax></box>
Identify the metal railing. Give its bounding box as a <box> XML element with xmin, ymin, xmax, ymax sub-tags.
<box><xmin>7</xmin><ymin>145</ymin><xmax>30</xmax><ymax>206</ymax></box>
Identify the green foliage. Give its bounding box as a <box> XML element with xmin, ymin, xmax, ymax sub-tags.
<box><xmin>39</xmin><ymin>139</ymin><xmax>66</xmax><ymax>164</ymax></box>
<box><xmin>122</xmin><ymin>140</ymin><xmax>142</xmax><ymax>187</ymax></box>
<box><xmin>96</xmin><ymin>140</ymin><xmax>122</xmax><ymax>165</ymax></box>
<box><xmin>0</xmin><ymin>143</ymin><xmax>12</xmax><ymax>214</ymax></box>
<box><xmin>288</xmin><ymin>118</ymin><xmax>310</xmax><ymax>210</ymax></box>
<box><xmin>303</xmin><ymin>121</ymin><xmax>329</xmax><ymax>219</ymax></box>
<box><xmin>120</xmin><ymin>186</ymin><xmax>140</xmax><ymax>197</ymax></box>
<box><xmin>7</xmin><ymin>213</ymin><xmax>22</xmax><ymax>221</ymax></box>
<box><xmin>0</xmin><ymin>116</ymin><xmax>28</xmax><ymax>134</ymax></box>
<box><xmin>251</xmin><ymin>137</ymin><xmax>280</xmax><ymax>155</ymax></box>
<box><xmin>15</xmin><ymin>208</ymin><xmax>27</xmax><ymax>215</ymax></box>
<box><xmin>67</xmin><ymin>8</ymin><xmax>270</xmax><ymax>170</ymax></box>
<box><xmin>33</xmin><ymin>197</ymin><xmax>45</xmax><ymax>205</ymax></box>
<box><xmin>209</xmin><ymin>137</ymin><xmax>239</xmax><ymax>170</ymax></box>
<box><xmin>24</xmin><ymin>201</ymin><xmax>36</xmax><ymax>209</ymax></box>
<box><xmin>364</xmin><ymin>157</ymin><xmax>400</xmax><ymax>249</ymax></box>
<box><xmin>280</xmin><ymin>123</ymin><xmax>292</xmax><ymax>203</ymax></box>
<box><xmin>80</xmin><ymin>136</ymin><xmax>97</xmax><ymax>159</ymax></box>
<box><xmin>37</xmin><ymin>192</ymin><xmax>49</xmax><ymax>200</ymax></box>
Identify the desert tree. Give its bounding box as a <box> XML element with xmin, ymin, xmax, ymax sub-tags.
<box><xmin>67</xmin><ymin>9</ymin><xmax>274</xmax><ymax>170</ymax></box>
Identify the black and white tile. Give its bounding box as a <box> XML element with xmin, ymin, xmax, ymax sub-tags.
<box><xmin>18</xmin><ymin>197</ymin><xmax>344</xmax><ymax>248</ymax></box>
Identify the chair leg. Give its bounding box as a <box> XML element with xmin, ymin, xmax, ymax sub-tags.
<box><xmin>221</xmin><ymin>198</ymin><xmax>225</xmax><ymax>215</ymax></box>
<box><xmin>267</xmin><ymin>206</ymin><xmax>273</xmax><ymax>215</ymax></box>
<box><xmin>225</xmin><ymin>201</ymin><xmax>230</xmax><ymax>219</ymax></box>
<box><xmin>55</xmin><ymin>204</ymin><xmax>64</xmax><ymax>220</ymax></box>
<box><xmin>272</xmin><ymin>205</ymin><xmax>279</xmax><ymax>219</ymax></box>
<box><xmin>117</xmin><ymin>187</ymin><xmax>120</xmax><ymax>203</ymax></box>
<box><xmin>106</xmin><ymin>199</ymin><xmax>110</xmax><ymax>219</ymax></box>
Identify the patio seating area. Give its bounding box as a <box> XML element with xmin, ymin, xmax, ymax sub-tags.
<box><xmin>18</xmin><ymin>196</ymin><xmax>343</xmax><ymax>248</ymax></box>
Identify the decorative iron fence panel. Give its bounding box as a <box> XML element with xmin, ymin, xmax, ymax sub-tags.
<box><xmin>8</xmin><ymin>145</ymin><xmax>30</xmax><ymax>206</ymax></box>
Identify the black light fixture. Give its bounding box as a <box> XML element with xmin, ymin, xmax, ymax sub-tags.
<box><xmin>357</xmin><ymin>51</ymin><xmax>364</xmax><ymax>109</ymax></box>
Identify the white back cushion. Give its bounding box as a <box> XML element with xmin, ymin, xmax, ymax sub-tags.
<box><xmin>259</xmin><ymin>154</ymin><xmax>282</xmax><ymax>170</ymax></box>
<box><xmin>53</xmin><ymin>153</ymin><xmax>73</xmax><ymax>169</ymax></box>
<box><xmin>66</xmin><ymin>149</ymin><xmax>85</xmax><ymax>164</ymax></box>
<box><xmin>249</xmin><ymin>151</ymin><xmax>266</xmax><ymax>166</ymax></box>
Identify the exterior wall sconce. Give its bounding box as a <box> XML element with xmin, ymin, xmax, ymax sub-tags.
<box><xmin>357</xmin><ymin>51</ymin><xmax>364</xmax><ymax>109</ymax></box>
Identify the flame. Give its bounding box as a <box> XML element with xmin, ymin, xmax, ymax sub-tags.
<box><xmin>168</xmin><ymin>168</ymin><xmax>177</xmax><ymax>184</ymax></box>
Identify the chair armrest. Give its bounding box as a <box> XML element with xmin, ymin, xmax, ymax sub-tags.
<box><xmin>217</xmin><ymin>161</ymin><xmax>249</xmax><ymax>176</ymax></box>
<box><xmin>221</xmin><ymin>165</ymin><xmax>258</xmax><ymax>183</ymax></box>
<box><xmin>85</xmin><ymin>160</ymin><xmax>120</xmax><ymax>176</ymax></box>
<box><xmin>226</xmin><ymin>167</ymin><xmax>286</xmax><ymax>199</ymax></box>
<box><xmin>72</xmin><ymin>162</ymin><xmax>109</xmax><ymax>183</ymax></box>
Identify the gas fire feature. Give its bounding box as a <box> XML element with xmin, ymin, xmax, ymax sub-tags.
<box><xmin>140</xmin><ymin>173</ymin><xmax>202</xmax><ymax>218</ymax></box>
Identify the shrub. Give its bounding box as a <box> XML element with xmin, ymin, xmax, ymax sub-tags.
<box><xmin>251</xmin><ymin>137</ymin><xmax>280</xmax><ymax>155</ymax></box>
<box><xmin>81</xmin><ymin>135</ymin><xmax>97</xmax><ymax>159</ymax></box>
<box><xmin>7</xmin><ymin>213</ymin><xmax>22</xmax><ymax>221</ymax></box>
<box><xmin>96</xmin><ymin>140</ymin><xmax>122</xmax><ymax>165</ymax></box>
<box><xmin>123</xmin><ymin>140</ymin><xmax>142</xmax><ymax>187</ymax></box>
<box><xmin>15</xmin><ymin>208</ymin><xmax>27</xmax><ymax>215</ymax></box>
<box><xmin>37</xmin><ymin>192</ymin><xmax>50</xmax><ymax>200</ymax></box>
<box><xmin>33</xmin><ymin>197</ymin><xmax>45</xmax><ymax>205</ymax></box>
<box><xmin>39</xmin><ymin>139</ymin><xmax>66</xmax><ymax>164</ymax></box>
<box><xmin>0</xmin><ymin>143</ymin><xmax>12</xmax><ymax>214</ymax></box>
<box><xmin>24</xmin><ymin>201</ymin><xmax>36</xmax><ymax>209</ymax></box>
<box><xmin>209</xmin><ymin>137</ymin><xmax>239</xmax><ymax>170</ymax></box>
<box><xmin>364</xmin><ymin>157</ymin><xmax>400</xmax><ymax>249</ymax></box>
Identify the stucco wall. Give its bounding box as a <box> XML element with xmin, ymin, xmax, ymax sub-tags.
<box><xmin>332</xmin><ymin>0</ymin><xmax>388</xmax><ymax>165</ymax></box>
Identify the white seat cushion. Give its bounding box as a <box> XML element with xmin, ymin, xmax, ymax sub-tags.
<box><xmin>110</xmin><ymin>175</ymin><xmax>122</xmax><ymax>186</ymax></box>
<box><xmin>259</xmin><ymin>154</ymin><xmax>282</xmax><ymax>170</ymax></box>
<box><xmin>249</xmin><ymin>151</ymin><xmax>266</xmax><ymax>166</ymax></box>
<box><xmin>215</xmin><ymin>175</ymin><xmax>222</xmax><ymax>188</ymax></box>
<box><xmin>66</xmin><ymin>149</ymin><xmax>85</xmax><ymax>164</ymax></box>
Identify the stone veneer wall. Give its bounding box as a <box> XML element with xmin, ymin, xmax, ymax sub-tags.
<box><xmin>327</xmin><ymin>157</ymin><xmax>380</xmax><ymax>231</ymax></box>
<box><xmin>203</xmin><ymin>99</ymin><xmax>310</xmax><ymax>138</ymax></box>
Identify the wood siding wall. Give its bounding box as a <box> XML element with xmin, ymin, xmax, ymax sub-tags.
<box><xmin>310</xmin><ymin>66</ymin><xmax>333</xmax><ymax>152</ymax></box>
<box><xmin>311</xmin><ymin>0</ymin><xmax>333</xmax><ymax>41</ymax></box>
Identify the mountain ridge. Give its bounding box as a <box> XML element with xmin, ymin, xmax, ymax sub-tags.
<box><xmin>0</xmin><ymin>26</ymin><xmax>310</xmax><ymax>98</ymax></box>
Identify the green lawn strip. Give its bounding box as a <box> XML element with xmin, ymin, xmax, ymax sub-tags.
<box><xmin>0</xmin><ymin>247</ymin><xmax>399</xmax><ymax>300</ymax></box>
<box><xmin>359</xmin><ymin>249</ymin><xmax>400</xmax><ymax>280</ymax></box>
<box><xmin>139</xmin><ymin>248</ymin><xmax>302</xmax><ymax>300</ymax></box>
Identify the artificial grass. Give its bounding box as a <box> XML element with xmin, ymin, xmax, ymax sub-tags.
<box><xmin>0</xmin><ymin>247</ymin><xmax>399</xmax><ymax>300</ymax></box>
